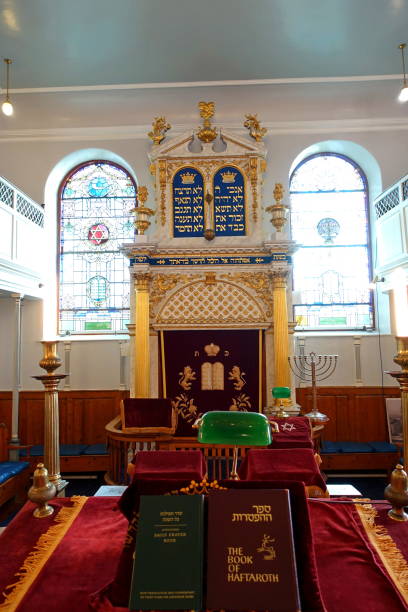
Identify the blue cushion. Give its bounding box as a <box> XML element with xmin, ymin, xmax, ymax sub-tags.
<box><xmin>19</xmin><ymin>445</ymin><xmax>44</xmax><ymax>457</ymax></box>
<box><xmin>368</xmin><ymin>441</ymin><xmax>398</xmax><ymax>453</ymax></box>
<box><xmin>60</xmin><ymin>444</ymin><xmax>88</xmax><ymax>456</ymax></box>
<box><xmin>82</xmin><ymin>444</ymin><xmax>108</xmax><ymax>455</ymax></box>
<box><xmin>337</xmin><ymin>442</ymin><xmax>373</xmax><ymax>453</ymax></box>
<box><xmin>320</xmin><ymin>440</ymin><xmax>342</xmax><ymax>453</ymax></box>
<box><xmin>0</xmin><ymin>461</ymin><xmax>29</xmax><ymax>485</ymax></box>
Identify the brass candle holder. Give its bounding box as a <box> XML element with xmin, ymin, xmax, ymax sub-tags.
<box><xmin>385</xmin><ymin>336</ymin><xmax>408</xmax><ymax>521</ymax></box>
<box><xmin>33</xmin><ymin>341</ymin><xmax>68</xmax><ymax>493</ymax></box>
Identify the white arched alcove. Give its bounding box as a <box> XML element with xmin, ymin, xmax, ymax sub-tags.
<box><xmin>42</xmin><ymin>149</ymin><xmax>138</xmax><ymax>339</ymax></box>
<box><xmin>289</xmin><ymin>139</ymin><xmax>390</xmax><ymax>334</ymax></box>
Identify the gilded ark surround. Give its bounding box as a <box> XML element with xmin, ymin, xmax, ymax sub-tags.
<box><xmin>122</xmin><ymin>103</ymin><xmax>297</xmax><ymax>412</ymax></box>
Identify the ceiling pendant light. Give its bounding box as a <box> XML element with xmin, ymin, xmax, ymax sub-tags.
<box><xmin>398</xmin><ymin>44</ymin><xmax>408</xmax><ymax>103</ymax></box>
<box><xmin>2</xmin><ymin>58</ymin><xmax>13</xmax><ymax>116</ymax></box>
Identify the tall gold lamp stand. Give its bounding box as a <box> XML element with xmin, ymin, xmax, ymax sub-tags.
<box><xmin>33</xmin><ymin>341</ymin><xmax>68</xmax><ymax>494</ymax></box>
<box><xmin>385</xmin><ymin>336</ymin><xmax>408</xmax><ymax>521</ymax></box>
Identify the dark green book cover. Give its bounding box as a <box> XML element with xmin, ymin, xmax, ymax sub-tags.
<box><xmin>206</xmin><ymin>489</ymin><xmax>301</xmax><ymax>611</ymax></box>
<box><xmin>129</xmin><ymin>494</ymin><xmax>204</xmax><ymax>610</ymax></box>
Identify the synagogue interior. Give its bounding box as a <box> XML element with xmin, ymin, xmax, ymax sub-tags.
<box><xmin>1</xmin><ymin>1</ymin><xmax>408</xmax><ymax>611</ymax></box>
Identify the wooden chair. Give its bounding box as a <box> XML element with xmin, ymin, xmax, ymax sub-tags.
<box><xmin>0</xmin><ymin>423</ymin><xmax>31</xmax><ymax>509</ymax></box>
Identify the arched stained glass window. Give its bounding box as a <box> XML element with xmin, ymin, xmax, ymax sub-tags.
<box><xmin>289</xmin><ymin>153</ymin><xmax>373</xmax><ymax>330</ymax></box>
<box><xmin>58</xmin><ymin>161</ymin><xmax>136</xmax><ymax>334</ymax></box>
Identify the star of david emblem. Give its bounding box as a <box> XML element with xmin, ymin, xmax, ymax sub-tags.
<box><xmin>88</xmin><ymin>223</ymin><xmax>109</xmax><ymax>245</ymax></box>
<box><xmin>281</xmin><ymin>422</ymin><xmax>296</xmax><ymax>432</ymax></box>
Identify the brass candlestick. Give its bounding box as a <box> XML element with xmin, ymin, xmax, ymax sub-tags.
<box><xmin>130</xmin><ymin>186</ymin><xmax>155</xmax><ymax>235</ymax></box>
<box><xmin>28</xmin><ymin>463</ymin><xmax>57</xmax><ymax>518</ymax></box>
<box><xmin>385</xmin><ymin>336</ymin><xmax>408</xmax><ymax>520</ymax></box>
<box><xmin>33</xmin><ymin>341</ymin><xmax>68</xmax><ymax>493</ymax></box>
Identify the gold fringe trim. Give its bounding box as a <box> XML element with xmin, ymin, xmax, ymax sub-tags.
<box><xmin>0</xmin><ymin>496</ymin><xmax>88</xmax><ymax>611</ymax></box>
<box><xmin>355</xmin><ymin>502</ymin><xmax>408</xmax><ymax>606</ymax></box>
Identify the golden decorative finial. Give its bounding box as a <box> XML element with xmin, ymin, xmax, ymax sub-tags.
<box><xmin>265</xmin><ymin>183</ymin><xmax>289</xmax><ymax>232</ymax></box>
<box><xmin>197</xmin><ymin>101</ymin><xmax>217</xmax><ymax>143</ymax></box>
<box><xmin>244</xmin><ymin>113</ymin><xmax>267</xmax><ymax>142</ymax></box>
<box><xmin>28</xmin><ymin>463</ymin><xmax>57</xmax><ymax>518</ymax></box>
<box><xmin>384</xmin><ymin>464</ymin><xmax>408</xmax><ymax>521</ymax></box>
<box><xmin>148</xmin><ymin>116</ymin><xmax>171</xmax><ymax>145</ymax></box>
<box><xmin>130</xmin><ymin>186</ymin><xmax>155</xmax><ymax>235</ymax></box>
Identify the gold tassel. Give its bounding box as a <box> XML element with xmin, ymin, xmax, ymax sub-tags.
<box><xmin>356</xmin><ymin>502</ymin><xmax>408</xmax><ymax>605</ymax></box>
<box><xmin>0</xmin><ymin>496</ymin><xmax>88</xmax><ymax>611</ymax></box>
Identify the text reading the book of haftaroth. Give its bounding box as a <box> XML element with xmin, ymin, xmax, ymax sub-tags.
<box><xmin>153</xmin><ymin>510</ymin><xmax>187</xmax><ymax>543</ymax></box>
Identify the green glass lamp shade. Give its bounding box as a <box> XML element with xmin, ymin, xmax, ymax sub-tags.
<box><xmin>272</xmin><ymin>386</ymin><xmax>291</xmax><ymax>399</ymax></box>
<box><xmin>196</xmin><ymin>411</ymin><xmax>272</xmax><ymax>446</ymax></box>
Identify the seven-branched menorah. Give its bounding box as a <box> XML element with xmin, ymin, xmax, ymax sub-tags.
<box><xmin>288</xmin><ymin>352</ymin><xmax>338</xmax><ymax>422</ymax></box>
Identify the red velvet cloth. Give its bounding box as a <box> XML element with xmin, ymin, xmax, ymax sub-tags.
<box><xmin>269</xmin><ymin>416</ymin><xmax>314</xmax><ymax>449</ymax></box>
<box><xmin>0</xmin><ymin>497</ymin><xmax>128</xmax><ymax>612</ymax></box>
<box><xmin>238</xmin><ymin>448</ymin><xmax>327</xmax><ymax>491</ymax></box>
<box><xmin>131</xmin><ymin>450</ymin><xmax>206</xmax><ymax>480</ymax></box>
<box><xmin>309</xmin><ymin>499</ymin><xmax>408</xmax><ymax>611</ymax></box>
<box><xmin>122</xmin><ymin>398</ymin><xmax>173</xmax><ymax>429</ymax></box>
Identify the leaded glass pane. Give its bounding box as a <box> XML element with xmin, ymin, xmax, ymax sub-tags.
<box><xmin>59</xmin><ymin>162</ymin><xmax>135</xmax><ymax>335</ymax></box>
<box><xmin>290</xmin><ymin>154</ymin><xmax>373</xmax><ymax>330</ymax></box>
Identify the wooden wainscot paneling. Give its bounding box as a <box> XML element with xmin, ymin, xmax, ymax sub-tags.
<box><xmin>296</xmin><ymin>386</ymin><xmax>400</xmax><ymax>442</ymax></box>
<box><xmin>0</xmin><ymin>392</ymin><xmax>12</xmax><ymax>431</ymax></box>
<box><xmin>18</xmin><ymin>390</ymin><xmax>127</xmax><ymax>445</ymax></box>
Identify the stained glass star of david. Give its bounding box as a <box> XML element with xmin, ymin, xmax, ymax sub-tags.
<box><xmin>88</xmin><ymin>223</ymin><xmax>109</xmax><ymax>245</ymax></box>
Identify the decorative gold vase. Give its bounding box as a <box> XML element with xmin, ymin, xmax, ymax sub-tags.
<box><xmin>384</xmin><ymin>464</ymin><xmax>408</xmax><ymax>521</ymax></box>
<box><xmin>28</xmin><ymin>463</ymin><xmax>57</xmax><ymax>518</ymax></box>
<box><xmin>39</xmin><ymin>341</ymin><xmax>62</xmax><ymax>374</ymax></box>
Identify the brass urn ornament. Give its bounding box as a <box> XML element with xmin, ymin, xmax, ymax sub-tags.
<box><xmin>28</xmin><ymin>463</ymin><xmax>57</xmax><ymax>518</ymax></box>
<box><xmin>266</xmin><ymin>183</ymin><xmax>289</xmax><ymax>233</ymax></box>
<box><xmin>384</xmin><ymin>464</ymin><xmax>408</xmax><ymax>521</ymax></box>
<box><xmin>130</xmin><ymin>186</ymin><xmax>155</xmax><ymax>235</ymax></box>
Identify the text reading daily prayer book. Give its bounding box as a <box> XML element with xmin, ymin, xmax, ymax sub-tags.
<box><xmin>206</xmin><ymin>488</ymin><xmax>301</xmax><ymax>611</ymax></box>
<box><xmin>129</xmin><ymin>494</ymin><xmax>204</xmax><ymax>610</ymax></box>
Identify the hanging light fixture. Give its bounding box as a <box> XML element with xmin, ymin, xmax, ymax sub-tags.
<box><xmin>2</xmin><ymin>58</ymin><xmax>13</xmax><ymax>116</ymax></box>
<box><xmin>398</xmin><ymin>44</ymin><xmax>408</xmax><ymax>103</ymax></box>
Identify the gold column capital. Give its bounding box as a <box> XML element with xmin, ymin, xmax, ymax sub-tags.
<box><xmin>270</xmin><ymin>269</ymin><xmax>289</xmax><ymax>289</ymax></box>
<box><xmin>134</xmin><ymin>272</ymin><xmax>152</xmax><ymax>291</ymax></box>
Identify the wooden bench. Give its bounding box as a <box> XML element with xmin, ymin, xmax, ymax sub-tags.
<box><xmin>20</xmin><ymin>443</ymin><xmax>110</xmax><ymax>474</ymax></box>
<box><xmin>0</xmin><ymin>423</ymin><xmax>31</xmax><ymax>510</ymax></box>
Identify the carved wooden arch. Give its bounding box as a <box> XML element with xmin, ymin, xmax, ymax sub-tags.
<box><xmin>154</xmin><ymin>277</ymin><xmax>269</xmax><ymax>328</ymax></box>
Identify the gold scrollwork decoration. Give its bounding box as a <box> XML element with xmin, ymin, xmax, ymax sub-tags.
<box><xmin>248</xmin><ymin>157</ymin><xmax>258</xmax><ymax>222</ymax></box>
<box><xmin>197</xmin><ymin>101</ymin><xmax>217</xmax><ymax>143</ymax></box>
<box><xmin>148</xmin><ymin>116</ymin><xmax>171</xmax><ymax>145</ymax></box>
<box><xmin>221</xmin><ymin>272</ymin><xmax>273</xmax><ymax>318</ymax></box>
<box><xmin>244</xmin><ymin>113</ymin><xmax>267</xmax><ymax>142</ymax></box>
<box><xmin>158</xmin><ymin>159</ymin><xmax>167</xmax><ymax>226</ymax></box>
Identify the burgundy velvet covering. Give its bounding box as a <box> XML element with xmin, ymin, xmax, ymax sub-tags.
<box><xmin>0</xmin><ymin>497</ymin><xmax>127</xmax><ymax>612</ymax></box>
<box><xmin>131</xmin><ymin>450</ymin><xmax>206</xmax><ymax>480</ymax></box>
<box><xmin>269</xmin><ymin>416</ymin><xmax>314</xmax><ymax>449</ymax></box>
<box><xmin>2</xmin><ymin>496</ymin><xmax>408</xmax><ymax>611</ymax></box>
<box><xmin>310</xmin><ymin>499</ymin><xmax>408</xmax><ymax>612</ymax></box>
<box><xmin>238</xmin><ymin>448</ymin><xmax>327</xmax><ymax>491</ymax></box>
<box><xmin>122</xmin><ymin>397</ymin><xmax>173</xmax><ymax>430</ymax></box>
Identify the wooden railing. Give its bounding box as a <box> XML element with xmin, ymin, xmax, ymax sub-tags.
<box><xmin>105</xmin><ymin>415</ymin><xmax>254</xmax><ymax>485</ymax></box>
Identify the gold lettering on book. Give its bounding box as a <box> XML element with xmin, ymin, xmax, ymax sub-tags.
<box><xmin>225</xmin><ymin>546</ymin><xmax>279</xmax><ymax>583</ymax></box>
<box><xmin>232</xmin><ymin>505</ymin><xmax>273</xmax><ymax>522</ymax></box>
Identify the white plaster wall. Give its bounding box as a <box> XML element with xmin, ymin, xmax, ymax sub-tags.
<box><xmin>0</xmin><ymin>84</ymin><xmax>407</xmax><ymax>392</ymax></box>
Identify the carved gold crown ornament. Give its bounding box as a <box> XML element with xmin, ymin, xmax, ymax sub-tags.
<box><xmin>180</xmin><ymin>171</ymin><xmax>196</xmax><ymax>185</ymax></box>
<box><xmin>130</xmin><ymin>186</ymin><xmax>155</xmax><ymax>235</ymax></box>
<box><xmin>204</xmin><ymin>343</ymin><xmax>221</xmax><ymax>357</ymax></box>
<box><xmin>221</xmin><ymin>170</ymin><xmax>237</xmax><ymax>184</ymax></box>
<box><xmin>244</xmin><ymin>113</ymin><xmax>267</xmax><ymax>142</ymax></box>
<box><xmin>148</xmin><ymin>116</ymin><xmax>171</xmax><ymax>145</ymax></box>
<box><xmin>197</xmin><ymin>101</ymin><xmax>217</xmax><ymax>143</ymax></box>
<box><xmin>265</xmin><ymin>183</ymin><xmax>289</xmax><ymax>232</ymax></box>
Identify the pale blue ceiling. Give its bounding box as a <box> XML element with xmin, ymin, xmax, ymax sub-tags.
<box><xmin>0</xmin><ymin>0</ymin><xmax>407</xmax><ymax>88</ymax></box>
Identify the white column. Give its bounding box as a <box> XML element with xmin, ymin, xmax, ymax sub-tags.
<box><xmin>10</xmin><ymin>293</ymin><xmax>24</xmax><ymax>459</ymax></box>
